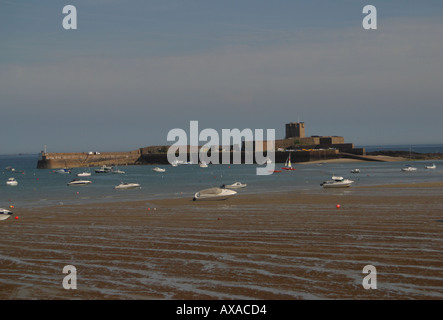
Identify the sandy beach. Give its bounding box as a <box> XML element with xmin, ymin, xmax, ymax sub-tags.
<box><xmin>0</xmin><ymin>182</ymin><xmax>442</xmax><ymax>300</ymax></box>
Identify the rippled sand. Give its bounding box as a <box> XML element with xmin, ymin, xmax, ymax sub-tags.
<box><xmin>1</xmin><ymin>183</ymin><xmax>442</xmax><ymax>300</ymax></box>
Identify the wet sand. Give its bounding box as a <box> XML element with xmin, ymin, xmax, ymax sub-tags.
<box><xmin>0</xmin><ymin>183</ymin><xmax>442</xmax><ymax>300</ymax></box>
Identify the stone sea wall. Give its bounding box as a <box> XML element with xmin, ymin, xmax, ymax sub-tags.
<box><xmin>37</xmin><ymin>149</ymin><xmax>343</xmax><ymax>169</ymax></box>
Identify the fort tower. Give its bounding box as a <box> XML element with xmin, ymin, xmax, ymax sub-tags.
<box><xmin>285</xmin><ymin>122</ymin><xmax>305</xmax><ymax>139</ymax></box>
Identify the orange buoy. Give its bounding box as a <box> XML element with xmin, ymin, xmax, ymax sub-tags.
<box><xmin>15</xmin><ymin>216</ymin><xmax>19</xmax><ymax>220</ymax></box>
<box><xmin>336</xmin><ymin>204</ymin><xmax>341</xmax><ymax>209</ymax></box>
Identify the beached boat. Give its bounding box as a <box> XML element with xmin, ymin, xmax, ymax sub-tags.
<box><xmin>152</xmin><ymin>167</ymin><xmax>166</xmax><ymax>173</ymax></box>
<box><xmin>95</xmin><ymin>165</ymin><xmax>112</xmax><ymax>173</ymax></box>
<box><xmin>222</xmin><ymin>182</ymin><xmax>247</xmax><ymax>189</ymax></box>
<box><xmin>0</xmin><ymin>208</ymin><xmax>13</xmax><ymax>221</ymax></box>
<box><xmin>321</xmin><ymin>176</ymin><xmax>354</xmax><ymax>188</ymax></box>
<box><xmin>402</xmin><ymin>165</ymin><xmax>417</xmax><ymax>172</ymax></box>
<box><xmin>193</xmin><ymin>187</ymin><xmax>237</xmax><ymax>201</ymax></box>
<box><xmin>67</xmin><ymin>178</ymin><xmax>92</xmax><ymax>186</ymax></box>
<box><xmin>281</xmin><ymin>154</ymin><xmax>295</xmax><ymax>171</ymax></box>
<box><xmin>424</xmin><ymin>163</ymin><xmax>436</xmax><ymax>169</ymax></box>
<box><xmin>114</xmin><ymin>182</ymin><xmax>141</xmax><ymax>190</ymax></box>
<box><xmin>6</xmin><ymin>177</ymin><xmax>18</xmax><ymax>186</ymax></box>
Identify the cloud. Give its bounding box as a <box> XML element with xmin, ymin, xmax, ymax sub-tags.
<box><xmin>1</xmin><ymin>16</ymin><xmax>443</xmax><ymax>152</ymax></box>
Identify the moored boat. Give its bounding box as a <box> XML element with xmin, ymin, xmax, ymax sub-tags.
<box><xmin>152</xmin><ymin>167</ymin><xmax>166</xmax><ymax>173</ymax></box>
<box><xmin>67</xmin><ymin>178</ymin><xmax>92</xmax><ymax>186</ymax></box>
<box><xmin>77</xmin><ymin>172</ymin><xmax>91</xmax><ymax>177</ymax></box>
<box><xmin>199</xmin><ymin>161</ymin><xmax>208</xmax><ymax>168</ymax></box>
<box><xmin>321</xmin><ymin>176</ymin><xmax>354</xmax><ymax>188</ymax></box>
<box><xmin>424</xmin><ymin>163</ymin><xmax>436</xmax><ymax>169</ymax></box>
<box><xmin>222</xmin><ymin>182</ymin><xmax>247</xmax><ymax>189</ymax></box>
<box><xmin>55</xmin><ymin>168</ymin><xmax>71</xmax><ymax>174</ymax></box>
<box><xmin>402</xmin><ymin>165</ymin><xmax>417</xmax><ymax>172</ymax></box>
<box><xmin>114</xmin><ymin>182</ymin><xmax>141</xmax><ymax>189</ymax></box>
<box><xmin>95</xmin><ymin>165</ymin><xmax>112</xmax><ymax>173</ymax></box>
<box><xmin>6</xmin><ymin>177</ymin><xmax>18</xmax><ymax>186</ymax></box>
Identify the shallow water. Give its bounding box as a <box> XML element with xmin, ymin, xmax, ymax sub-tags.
<box><xmin>2</xmin><ymin>154</ymin><xmax>443</xmax><ymax>209</ymax></box>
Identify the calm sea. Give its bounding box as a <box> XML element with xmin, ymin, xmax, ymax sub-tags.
<box><xmin>1</xmin><ymin>144</ymin><xmax>443</xmax><ymax>209</ymax></box>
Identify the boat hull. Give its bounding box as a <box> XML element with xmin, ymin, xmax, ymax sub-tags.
<box><xmin>114</xmin><ymin>184</ymin><xmax>140</xmax><ymax>190</ymax></box>
<box><xmin>0</xmin><ymin>209</ymin><xmax>13</xmax><ymax>221</ymax></box>
<box><xmin>67</xmin><ymin>181</ymin><xmax>92</xmax><ymax>186</ymax></box>
<box><xmin>322</xmin><ymin>183</ymin><xmax>353</xmax><ymax>188</ymax></box>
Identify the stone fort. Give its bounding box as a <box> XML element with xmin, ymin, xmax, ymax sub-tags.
<box><xmin>278</xmin><ymin>122</ymin><xmax>364</xmax><ymax>154</ymax></box>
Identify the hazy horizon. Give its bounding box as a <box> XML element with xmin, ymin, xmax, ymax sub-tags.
<box><xmin>1</xmin><ymin>1</ymin><xmax>443</xmax><ymax>154</ymax></box>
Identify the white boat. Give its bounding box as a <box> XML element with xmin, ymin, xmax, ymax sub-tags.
<box><xmin>402</xmin><ymin>165</ymin><xmax>417</xmax><ymax>172</ymax></box>
<box><xmin>402</xmin><ymin>147</ymin><xmax>417</xmax><ymax>171</ymax></box>
<box><xmin>114</xmin><ymin>182</ymin><xmax>141</xmax><ymax>189</ymax></box>
<box><xmin>321</xmin><ymin>176</ymin><xmax>354</xmax><ymax>188</ymax></box>
<box><xmin>111</xmin><ymin>169</ymin><xmax>125</xmax><ymax>174</ymax></box>
<box><xmin>171</xmin><ymin>160</ymin><xmax>184</xmax><ymax>167</ymax></box>
<box><xmin>199</xmin><ymin>161</ymin><xmax>208</xmax><ymax>168</ymax></box>
<box><xmin>67</xmin><ymin>178</ymin><xmax>92</xmax><ymax>186</ymax></box>
<box><xmin>223</xmin><ymin>182</ymin><xmax>247</xmax><ymax>189</ymax></box>
<box><xmin>424</xmin><ymin>163</ymin><xmax>436</xmax><ymax>169</ymax></box>
<box><xmin>6</xmin><ymin>177</ymin><xmax>18</xmax><ymax>186</ymax></box>
<box><xmin>351</xmin><ymin>169</ymin><xmax>360</xmax><ymax>173</ymax></box>
<box><xmin>77</xmin><ymin>172</ymin><xmax>91</xmax><ymax>177</ymax></box>
<box><xmin>0</xmin><ymin>208</ymin><xmax>13</xmax><ymax>221</ymax></box>
<box><xmin>193</xmin><ymin>187</ymin><xmax>237</xmax><ymax>201</ymax></box>
<box><xmin>152</xmin><ymin>167</ymin><xmax>166</xmax><ymax>173</ymax></box>
<box><xmin>95</xmin><ymin>165</ymin><xmax>112</xmax><ymax>173</ymax></box>
<box><xmin>55</xmin><ymin>168</ymin><xmax>71</xmax><ymax>174</ymax></box>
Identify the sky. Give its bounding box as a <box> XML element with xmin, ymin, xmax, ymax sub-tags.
<box><xmin>1</xmin><ymin>0</ymin><xmax>443</xmax><ymax>154</ymax></box>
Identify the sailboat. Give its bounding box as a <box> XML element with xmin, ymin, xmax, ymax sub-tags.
<box><xmin>281</xmin><ymin>153</ymin><xmax>295</xmax><ymax>171</ymax></box>
<box><xmin>401</xmin><ymin>146</ymin><xmax>417</xmax><ymax>172</ymax></box>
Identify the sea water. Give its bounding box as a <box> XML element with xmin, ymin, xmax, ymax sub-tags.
<box><xmin>1</xmin><ymin>149</ymin><xmax>443</xmax><ymax>209</ymax></box>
